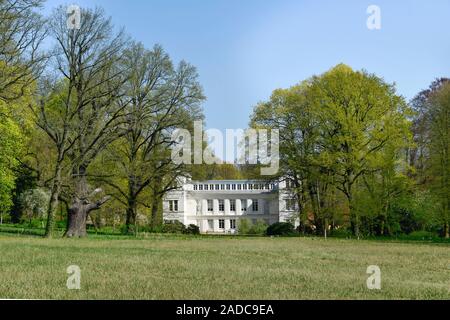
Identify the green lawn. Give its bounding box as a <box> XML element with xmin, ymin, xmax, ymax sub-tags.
<box><xmin>0</xmin><ymin>234</ymin><xmax>448</xmax><ymax>299</ymax></box>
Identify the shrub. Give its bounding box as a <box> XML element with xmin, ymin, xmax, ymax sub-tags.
<box><xmin>185</xmin><ymin>224</ymin><xmax>200</xmax><ymax>235</ymax></box>
<box><xmin>249</xmin><ymin>219</ymin><xmax>268</xmax><ymax>235</ymax></box>
<box><xmin>266</xmin><ymin>222</ymin><xmax>295</xmax><ymax>236</ymax></box>
<box><xmin>162</xmin><ymin>220</ymin><xmax>186</xmax><ymax>234</ymax></box>
<box><xmin>148</xmin><ymin>224</ymin><xmax>164</xmax><ymax>234</ymax></box>
<box><xmin>238</xmin><ymin>218</ymin><xmax>251</xmax><ymax>235</ymax></box>
<box><xmin>330</xmin><ymin>228</ymin><xmax>353</xmax><ymax>238</ymax></box>
<box><xmin>406</xmin><ymin>231</ymin><xmax>439</xmax><ymax>240</ymax></box>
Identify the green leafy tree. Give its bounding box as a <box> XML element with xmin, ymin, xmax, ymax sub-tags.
<box><xmin>251</xmin><ymin>64</ymin><xmax>412</xmax><ymax>238</ymax></box>
<box><xmin>17</xmin><ymin>188</ymin><xmax>50</xmax><ymax>225</ymax></box>
<box><xmin>428</xmin><ymin>83</ymin><xmax>450</xmax><ymax>238</ymax></box>
<box><xmin>308</xmin><ymin>65</ymin><xmax>412</xmax><ymax>237</ymax></box>
<box><xmin>411</xmin><ymin>79</ymin><xmax>450</xmax><ymax>238</ymax></box>
<box><xmin>0</xmin><ymin>112</ymin><xmax>22</xmax><ymax>216</ymax></box>
<box><xmin>35</xmin><ymin>6</ymin><xmax>129</xmax><ymax>237</ymax></box>
<box><xmin>94</xmin><ymin>42</ymin><xmax>204</xmax><ymax>233</ymax></box>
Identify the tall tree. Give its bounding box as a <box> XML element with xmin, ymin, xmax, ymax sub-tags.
<box><xmin>0</xmin><ymin>0</ymin><xmax>46</xmax><ymax>221</ymax></box>
<box><xmin>251</xmin><ymin>83</ymin><xmax>339</xmax><ymax>235</ymax></box>
<box><xmin>308</xmin><ymin>65</ymin><xmax>411</xmax><ymax>237</ymax></box>
<box><xmin>34</xmin><ymin>6</ymin><xmax>129</xmax><ymax>237</ymax></box>
<box><xmin>428</xmin><ymin>83</ymin><xmax>450</xmax><ymax>238</ymax></box>
<box><xmin>410</xmin><ymin>79</ymin><xmax>450</xmax><ymax>238</ymax></box>
<box><xmin>251</xmin><ymin>64</ymin><xmax>412</xmax><ymax>238</ymax></box>
<box><xmin>96</xmin><ymin>43</ymin><xmax>204</xmax><ymax>233</ymax></box>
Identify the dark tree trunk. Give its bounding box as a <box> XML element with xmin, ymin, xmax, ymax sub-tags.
<box><xmin>65</xmin><ymin>165</ymin><xmax>110</xmax><ymax>238</ymax></box>
<box><xmin>345</xmin><ymin>180</ymin><xmax>360</xmax><ymax>239</ymax></box>
<box><xmin>65</xmin><ymin>199</ymin><xmax>89</xmax><ymax>237</ymax></box>
<box><xmin>445</xmin><ymin>221</ymin><xmax>449</xmax><ymax>239</ymax></box>
<box><xmin>125</xmin><ymin>174</ymin><xmax>138</xmax><ymax>233</ymax></box>
<box><xmin>45</xmin><ymin>164</ymin><xmax>63</xmax><ymax>238</ymax></box>
<box><xmin>150</xmin><ymin>192</ymin><xmax>162</xmax><ymax>228</ymax></box>
<box><xmin>65</xmin><ymin>197</ymin><xmax>110</xmax><ymax>237</ymax></box>
<box><xmin>125</xmin><ymin>197</ymin><xmax>137</xmax><ymax>234</ymax></box>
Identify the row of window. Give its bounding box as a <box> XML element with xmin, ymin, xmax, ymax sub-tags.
<box><xmin>168</xmin><ymin>199</ymin><xmax>295</xmax><ymax>213</ymax></box>
<box><xmin>207</xmin><ymin>199</ymin><xmax>258</xmax><ymax>212</ymax></box>
<box><xmin>209</xmin><ymin>218</ymin><xmax>272</xmax><ymax>230</ymax></box>
<box><xmin>211</xmin><ymin>219</ymin><xmax>236</xmax><ymax>230</ymax></box>
<box><xmin>193</xmin><ymin>183</ymin><xmax>276</xmax><ymax>191</ymax></box>
<box><xmin>167</xmin><ymin>199</ymin><xmax>259</xmax><ymax>213</ymax></box>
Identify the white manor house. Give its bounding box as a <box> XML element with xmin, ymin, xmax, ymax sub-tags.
<box><xmin>163</xmin><ymin>179</ymin><xmax>299</xmax><ymax>234</ymax></box>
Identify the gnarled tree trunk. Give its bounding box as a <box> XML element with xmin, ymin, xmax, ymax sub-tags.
<box><xmin>65</xmin><ymin>166</ymin><xmax>110</xmax><ymax>237</ymax></box>
<box><xmin>65</xmin><ymin>196</ymin><xmax>110</xmax><ymax>238</ymax></box>
<box><xmin>65</xmin><ymin>198</ymin><xmax>90</xmax><ymax>237</ymax></box>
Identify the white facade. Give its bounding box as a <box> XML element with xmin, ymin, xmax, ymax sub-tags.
<box><xmin>163</xmin><ymin>179</ymin><xmax>299</xmax><ymax>234</ymax></box>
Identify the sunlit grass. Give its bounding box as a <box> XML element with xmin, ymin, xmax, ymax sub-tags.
<box><xmin>0</xmin><ymin>234</ymin><xmax>448</xmax><ymax>299</ymax></box>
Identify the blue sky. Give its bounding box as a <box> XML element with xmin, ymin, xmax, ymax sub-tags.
<box><xmin>43</xmin><ymin>0</ymin><xmax>450</xmax><ymax>132</ymax></box>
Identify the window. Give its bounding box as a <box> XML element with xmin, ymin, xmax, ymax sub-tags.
<box><xmin>204</xmin><ymin>184</ymin><xmax>208</xmax><ymax>191</ymax></box>
<box><xmin>194</xmin><ymin>185</ymin><xmax>198</xmax><ymax>191</ymax></box>
<box><xmin>286</xmin><ymin>199</ymin><xmax>296</xmax><ymax>211</ymax></box>
<box><xmin>230</xmin><ymin>219</ymin><xmax>236</xmax><ymax>229</ymax></box>
<box><xmin>169</xmin><ymin>200</ymin><xmax>178</xmax><ymax>212</ymax></box>
<box><xmin>241</xmin><ymin>200</ymin><xmax>247</xmax><ymax>211</ymax></box>
<box><xmin>220</xmin><ymin>184</ymin><xmax>225</xmax><ymax>190</ymax></box>
<box><xmin>207</xmin><ymin>200</ymin><xmax>213</xmax><ymax>212</ymax></box>
<box><xmin>210</xmin><ymin>184</ymin><xmax>214</xmax><ymax>191</ymax></box>
<box><xmin>230</xmin><ymin>200</ymin><xmax>236</xmax><ymax>212</ymax></box>
<box><xmin>237</xmin><ymin>184</ymin><xmax>242</xmax><ymax>190</ymax></box>
<box><xmin>219</xmin><ymin>200</ymin><xmax>225</xmax><ymax>212</ymax></box>
<box><xmin>243</xmin><ymin>184</ymin><xmax>247</xmax><ymax>190</ymax></box>
<box><xmin>232</xmin><ymin>184</ymin><xmax>236</xmax><ymax>190</ymax></box>
<box><xmin>215</xmin><ymin>184</ymin><xmax>220</xmax><ymax>190</ymax></box>
<box><xmin>286</xmin><ymin>179</ymin><xmax>295</xmax><ymax>189</ymax></box>
<box><xmin>248</xmin><ymin>184</ymin><xmax>253</xmax><ymax>190</ymax></box>
<box><xmin>254</xmin><ymin>184</ymin><xmax>259</xmax><ymax>190</ymax></box>
<box><xmin>199</xmin><ymin>185</ymin><xmax>203</xmax><ymax>191</ymax></box>
<box><xmin>265</xmin><ymin>184</ymin><xmax>270</xmax><ymax>190</ymax></box>
<box><xmin>252</xmin><ymin>200</ymin><xmax>259</xmax><ymax>212</ymax></box>
<box><xmin>226</xmin><ymin>184</ymin><xmax>231</xmax><ymax>190</ymax></box>
<box><xmin>219</xmin><ymin>219</ymin><xmax>225</xmax><ymax>229</ymax></box>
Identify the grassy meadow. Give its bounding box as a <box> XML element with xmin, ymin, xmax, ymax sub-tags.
<box><xmin>0</xmin><ymin>234</ymin><xmax>449</xmax><ymax>300</ymax></box>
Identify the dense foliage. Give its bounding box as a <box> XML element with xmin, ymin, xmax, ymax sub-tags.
<box><xmin>252</xmin><ymin>65</ymin><xmax>449</xmax><ymax>238</ymax></box>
